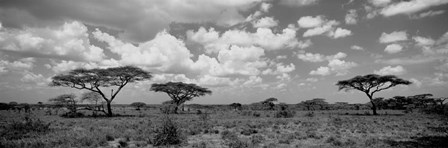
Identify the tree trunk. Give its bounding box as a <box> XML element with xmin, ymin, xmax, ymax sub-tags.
<box><xmin>367</xmin><ymin>94</ymin><xmax>378</xmax><ymax>115</ymax></box>
<box><xmin>106</xmin><ymin>101</ymin><xmax>113</xmax><ymax>117</ymax></box>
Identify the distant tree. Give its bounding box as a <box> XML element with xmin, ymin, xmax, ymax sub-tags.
<box><xmin>49</xmin><ymin>94</ymin><xmax>78</xmax><ymax>114</ymax></box>
<box><xmin>9</xmin><ymin>101</ymin><xmax>18</xmax><ymax>106</ymax></box>
<box><xmin>229</xmin><ymin>103</ymin><xmax>242</xmax><ymax>110</ymax></box>
<box><xmin>310</xmin><ymin>98</ymin><xmax>328</xmax><ymax>110</ymax></box>
<box><xmin>150</xmin><ymin>82</ymin><xmax>212</xmax><ymax>114</ymax></box>
<box><xmin>262</xmin><ymin>97</ymin><xmax>278</xmax><ymax>110</ymax></box>
<box><xmin>336</xmin><ymin>74</ymin><xmax>412</xmax><ymax>115</ymax></box>
<box><xmin>80</xmin><ymin>92</ymin><xmax>106</xmax><ymax>116</ymax></box>
<box><xmin>131</xmin><ymin>102</ymin><xmax>146</xmax><ymax>110</ymax></box>
<box><xmin>50</xmin><ymin>66</ymin><xmax>152</xmax><ymax>117</ymax></box>
<box><xmin>0</xmin><ymin>102</ymin><xmax>9</xmax><ymax>110</ymax></box>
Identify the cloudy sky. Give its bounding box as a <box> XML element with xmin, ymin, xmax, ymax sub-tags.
<box><xmin>1</xmin><ymin>0</ymin><xmax>448</xmax><ymax>105</ymax></box>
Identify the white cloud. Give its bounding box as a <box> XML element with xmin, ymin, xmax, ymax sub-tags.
<box><xmin>0</xmin><ymin>21</ymin><xmax>105</xmax><ymax>61</ymax></box>
<box><xmin>252</xmin><ymin>17</ymin><xmax>279</xmax><ymax>28</ymax></box>
<box><xmin>384</xmin><ymin>44</ymin><xmax>403</xmax><ymax>54</ymax></box>
<box><xmin>0</xmin><ymin>58</ymin><xmax>34</xmax><ymax>74</ymax></box>
<box><xmin>298</xmin><ymin>52</ymin><xmax>347</xmax><ymax>62</ymax></box>
<box><xmin>297</xmin><ymin>15</ymin><xmax>325</xmax><ymax>28</ymax></box>
<box><xmin>331</xmin><ymin>28</ymin><xmax>352</xmax><ymax>39</ymax></box>
<box><xmin>380</xmin><ymin>0</ymin><xmax>448</xmax><ymax>17</ymax></box>
<box><xmin>20</xmin><ymin>71</ymin><xmax>49</xmax><ymax>86</ymax></box>
<box><xmin>345</xmin><ymin>9</ymin><xmax>358</xmax><ymax>25</ymax></box>
<box><xmin>279</xmin><ymin>0</ymin><xmax>319</xmax><ymax>7</ymax></box>
<box><xmin>260</xmin><ymin>3</ymin><xmax>272</xmax><ymax>12</ymax></box>
<box><xmin>374</xmin><ymin>65</ymin><xmax>406</xmax><ymax>75</ymax></box>
<box><xmin>411</xmin><ymin>10</ymin><xmax>445</xmax><ymax>19</ymax></box>
<box><xmin>0</xmin><ymin>0</ymin><xmax>263</xmax><ymax>42</ymax></box>
<box><xmin>310</xmin><ymin>66</ymin><xmax>331</xmax><ymax>76</ymax></box>
<box><xmin>327</xmin><ymin>59</ymin><xmax>357</xmax><ymax>76</ymax></box>
<box><xmin>369</xmin><ymin>0</ymin><xmax>392</xmax><ymax>7</ymax></box>
<box><xmin>262</xmin><ymin>63</ymin><xmax>295</xmax><ymax>80</ymax></box>
<box><xmin>410</xmin><ymin>78</ymin><xmax>422</xmax><ymax>87</ymax></box>
<box><xmin>187</xmin><ymin>26</ymin><xmax>301</xmax><ymax>53</ymax></box>
<box><xmin>304</xmin><ymin>52</ymin><xmax>357</xmax><ymax>76</ymax></box>
<box><xmin>351</xmin><ymin>45</ymin><xmax>365</xmax><ymax>50</ymax></box>
<box><xmin>297</xmin><ymin>53</ymin><xmax>325</xmax><ymax>62</ymax></box>
<box><xmin>379</xmin><ymin>31</ymin><xmax>408</xmax><ymax>43</ymax></box>
<box><xmin>303</xmin><ymin>20</ymin><xmax>340</xmax><ymax>37</ymax></box>
<box><xmin>413</xmin><ymin>36</ymin><xmax>435</xmax><ymax>46</ymax></box>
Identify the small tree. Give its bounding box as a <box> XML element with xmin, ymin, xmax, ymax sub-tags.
<box><xmin>80</xmin><ymin>92</ymin><xmax>106</xmax><ymax>116</ymax></box>
<box><xmin>262</xmin><ymin>97</ymin><xmax>278</xmax><ymax>110</ymax></box>
<box><xmin>229</xmin><ymin>103</ymin><xmax>242</xmax><ymax>110</ymax></box>
<box><xmin>131</xmin><ymin>102</ymin><xmax>146</xmax><ymax>110</ymax></box>
<box><xmin>336</xmin><ymin>74</ymin><xmax>412</xmax><ymax>115</ymax></box>
<box><xmin>150</xmin><ymin>82</ymin><xmax>212</xmax><ymax>114</ymax></box>
<box><xmin>50</xmin><ymin>66</ymin><xmax>152</xmax><ymax>117</ymax></box>
<box><xmin>49</xmin><ymin>94</ymin><xmax>78</xmax><ymax>115</ymax></box>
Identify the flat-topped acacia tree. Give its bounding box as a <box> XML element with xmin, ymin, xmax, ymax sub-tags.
<box><xmin>336</xmin><ymin>74</ymin><xmax>412</xmax><ymax>115</ymax></box>
<box><xmin>50</xmin><ymin>66</ymin><xmax>152</xmax><ymax>117</ymax></box>
<box><xmin>150</xmin><ymin>82</ymin><xmax>212</xmax><ymax>114</ymax></box>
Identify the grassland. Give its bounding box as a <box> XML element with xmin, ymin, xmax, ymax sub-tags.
<box><xmin>1</xmin><ymin>107</ymin><xmax>447</xmax><ymax>148</ymax></box>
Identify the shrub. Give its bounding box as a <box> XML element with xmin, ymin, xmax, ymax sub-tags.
<box><xmin>160</xmin><ymin>104</ymin><xmax>176</xmax><ymax>114</ymax></box>
<box><xmin>305</xmin><ymin>112</ymin><xmax>314</xmax><ymax>117</ymax></box>
<box><xmin>250</xmin><ymin>134</ymin><xmax>265</xmax><ymax>145</ymax></box>
<box><xmin>152</xmin><ymin>116</ymin><xmax>184</xmax><ymax>146</ymax></box>
<box><xmin>240</xmin><ymin>127</ymin><xmax>258</xmax><ymax>136</ymax></box>
<box><xmin>61</xmin><ymin>112</ymin><xmax>85</xmax><ymax>118</ymax></box>
<box><xmin>0</xmin><ymin>116</ymin><xmax>51</xmax><ymax>140</ymax></box>
<box><xmin>221</xmin><ymin>130</ymin><xmax>248</xmax><ymax>148</ymax></box>
<box><xmin>275</xmin><ymin>110</ymin><xmax>295</xmax><ymax>118</ymax></box>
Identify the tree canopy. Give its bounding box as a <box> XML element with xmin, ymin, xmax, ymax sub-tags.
<box><xmin>131</xmin><ymin>102</ymin><xmax>146</xmax><ymax>110</ymax></box>
<box><xmin>150</xmin><ymin>82</ymin><xmax>212</xmax><ymax>113</ymax></box>
<box><xmin>336</xmin><ymin>74</ymin><xmax>412</xmax><ymax>115</ymax></box>
<box><xmin>50</xmin><ymin>65</ymin><xmax>152</xmax><ymax>117</ymax></box>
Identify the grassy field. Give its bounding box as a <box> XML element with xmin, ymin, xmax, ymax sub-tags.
<box><xmin>1</xmin><ymin>107</ymin><xmax>447</xmax><ymax>148</ymax></box>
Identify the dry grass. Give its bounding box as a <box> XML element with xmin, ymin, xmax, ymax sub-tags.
<box><xmin>1</xmin><ymin>108</ymin><xmax>447</xmax><ymax>147</ymax></box>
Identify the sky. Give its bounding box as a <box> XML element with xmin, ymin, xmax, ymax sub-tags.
<box><xmin>1</xmin><ymin>0</ymin><xmax>448</xmax><ymax>105</ymax></box>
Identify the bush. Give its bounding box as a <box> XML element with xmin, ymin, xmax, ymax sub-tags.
<box><xmin>275</xmin><ymin>110</ymin><xmax>295</xmax><ymax>118</ymax></box>
<box><xmin>305</xmin><ymin>112</ymin><xmax>314</xmax><ymax>117</ymax></box>
<box><xmin>160</xmin><ymin>104</ymin><xmax>176</xmax><ymax>114</ymax></box>
<box><xmin>0</xmin><ymin>116</ymin><xmax>51</xmax><ymax>140</ymax></box>
<box><xmin>221</xmin><ymin>130</ymin><xmax>248</xmax><ymax>148</ymax></box>
<box><xmin>61</xmin><ymin>112</ymin><xmax>85</xmax><ymax>118</ymax></box>
<box><xmin>152</xmin><ymin>116</ymin><xmax>184</xmax><ymax>146</ymax></box>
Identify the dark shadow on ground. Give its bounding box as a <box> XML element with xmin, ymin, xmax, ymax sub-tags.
<box><xmin>384</xmin><ymin>136</ymin><xmax>448</xmax><ymax>148</ymax></box>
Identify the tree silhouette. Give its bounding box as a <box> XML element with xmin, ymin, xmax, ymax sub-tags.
<box><xmin>49</xmin><ymin>93</ymin><xmax>78</xmax><ymax>114</ymax></box>
<box><xmin>50</xmin><ymin>66</ymin><xmax>152</xmax><ymax>117</ymax></box>
<box><xmin>262</xmin><ymin>97</ymin><xmax>278</xmax><ymax>110</ymax></box>
<box><xmin>336</xmin><ymin>74</ymin><xmax>412</xmax><ymax>115</ymax></box>
<box><xmin>131</xmin><ymin>102</ymin><xmax>146</xmax><ymax>110</ymax></box>
<box><xmin>150</xmin><ymin>82</ymin><xmax>212</xmax><ymax>114</ymax></box>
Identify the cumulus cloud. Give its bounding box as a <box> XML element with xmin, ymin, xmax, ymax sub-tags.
<box><xmin>413</xmin><ymin>36</ymin><xmax>435</xmax><ymax>47</ymax></box>
<box><xmin>331</xmin><ymin>28</ymin><xmax>352</xmax><ymax>39</ymax></box>
<box><xmin>384</xmin><ymin>44</ymin><xmax>403</xmax><ymax>54</ymax></box>
<box><xmin>411</xmin><ymin>10</ymin><xmax>445</xmax><ymax>19</ymax></box>
<box><xmin>310</xmin><ymin>66</ymin><xmax>331</xmax><ymax>76</ymax></box>
<box><xmin>262</xmin><ymin>63</ymin><xmax>295</xmax><ymax>80</ymax></box>
<box><xmin>303</xmin><ymin>20</ymin><xmax>339</xmax><ymax>37</ymax></box>
<box><xmin>345</xmin><ymin>9</ymin><xmax>358</xmax><ymax>25</ymax></box>
<box><xmin>369</xmin><ymin>0</ymin><xmax>392</xmax><ymax>7</ymax></box>
<box><xmin>187</xmin><ymin>26</ymin><xmax>302</xmax><ymax>53</ymax></box>
<box><xmin>0</xmin><ymin>21</ymin><xmax>105</xmax><ymax>61</ymax></box>
<box><xmin>0</xmin><ymin>58</ymin><xmax>34</xmax><ymax>74</ymax></box>
<box><xmin>297</xmin><ymin>15</ymin><xmax>325</xmax><ymax>28</ymax></box>
<box><xmin>380</xmin><ymin>0</ymin><xmax>448</xmax><ymax>17</ymax></box>
<box><xmin>374</xmin><ymin>65</ymin><xmax>406</xmax><ymax>75</ymax></box>
<box><xmin>350</xmin><ymin>45</ymin><xmax>365</xmax><ymax>50</ymax></box>
<box><xmin>279</xmin><ymin>0</ymin><xmax>319</xmax><ymax>7</ymax></box>
<box><xmin>302</xmin><ymin>52</ymin><xmax>357</xmax><ymax>76</ymax></box>
<box><xmin>252</xmin><ymin>17</ymin><xmax>279</xmax><ymax>28</ymax></box>
<box><xmin>298</xmin><ymin>52</ymin><xmax>347</xmax><ymax>62</ymax></box>
<box><xmin>0</xmin><ymin>0</ymin><xmax>262</xmax><ymax>42</ymax></box>
<box><xmin>379</xmin><ymin>31</ymin><xmax>408</xmax><ymax>43</ymax></box>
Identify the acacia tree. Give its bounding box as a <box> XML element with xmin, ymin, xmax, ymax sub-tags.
<box><xmin>50</xmin><ymin>66</ymin><xmax>152</xmax><ymax>117</ymax></box>
<box><xmin>336</xmin><ymin>74</ymin><xmax>412</xmax><ymax>115</ymax></box>
<box><xmin>131</xmin><ymin>102</ymin><xmax>146</xmax><ymax>110</ymax></box>
<box><xmin>150</xmin><ymin>82</ymin><xmax>212</xmax><ymax>114</ymax></box>
<box><xmin>49</xmin><ymin>94</ymin><xmax>78</xmax><ymax>114</ymax></box>
<box><xmin>262</xmin><ymin>97</ymin><xmax>278</xmax><ymax>110</ymax></box>
<box><xmin>80</xmin><ymin>92</ymin><xmax>106</xmax><ymax>116</ymax></box>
